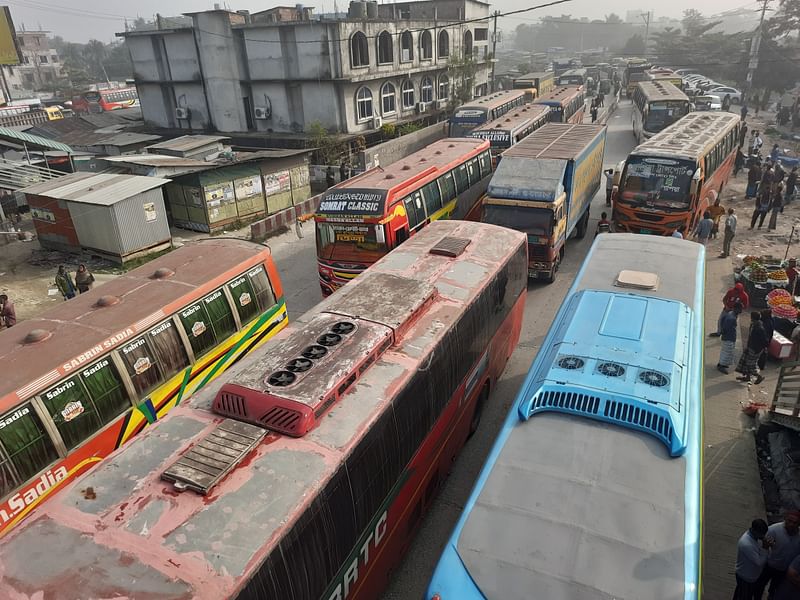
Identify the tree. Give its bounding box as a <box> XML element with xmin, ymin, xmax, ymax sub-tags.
<box><xmin>621</xmin><ymin>34</ymin><xmax>646</xmax><ymax>56</ymax></box>
<box><xmin>605</xmin><ymin>13</ymin><xmax>623</xmax><ymax>24</ymax></box>
<box><xmin>447</xmin><ymin>51</ymin><xmax>477</xmax><ymax>109</ymax></box>
<box><xmin>82</xmin><ymin>39</ymin><xmax>108</xmax><ymax>81</ymax></box>
<box><xmin>767</xmin><ymin>0</ymin><xmax>800</xmax><ymax>38</ymax></box>
<box><xmin>306</xmin><ymin>121</ymin><xmax>345</xmax><ymax>164</ymax></box>
<box><xmin>681</xmin><ymin>9</ymin><xmax>721</xmax><ymax>37</ymax></box>
<box><xmin>517</xmin><ymin>62</ymin><xmax>531</xmax><ymax>74</ymax></box>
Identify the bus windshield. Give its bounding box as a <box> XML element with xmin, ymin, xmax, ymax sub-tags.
<box><xmin>622</xmin><ymin>156</ymin><xmax>696</xmax><ymax>207</ymax></box>
<box><xmin>484</xmin><ymin>204</ymin><xmax>553</xmax><ymax>235</ymax></box>
<box><xmin>85</xmin><ymin>91</ymin><xmax>101</xmax><ymax>102</ymax></box>
<box><xmin>316</xmin><ymin>221</ymin><xmax>388</xmax><ymax>262</ymax></box>
<box><xmin>645</xmin><ymin>101</ymin><xmax>688</xmax><ymax>132</ymax></box>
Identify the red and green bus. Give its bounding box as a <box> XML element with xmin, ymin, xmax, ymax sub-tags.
<box><xmin>534</xmin><ymin>85</ymin><xmax>586</xmax><ymax>124</ymax></box>
<box><xmin>71</xmin><ymin>87</ymin><xmax>139</xmax><ymax>113</ymax></box>
<box><xmin>0</xmin><ymin>239</ymin><xmax>287</xmax><ymax>537</ymax></box>
<box><xmin>0</xmin><ymin>219</ymin><xmax>528</xmax><ymax>600</ymax></box>
<box><xmin>315</xmin><ymin>137</ymin><xmax>492</xmax><ymax>295</ymax></box>
<box><xmin>613</xmin><ymin>111</ymin><xmax>742</xmax><ymax>236</ymax></box>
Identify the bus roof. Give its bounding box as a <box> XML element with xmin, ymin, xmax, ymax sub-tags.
<box><xmin>502</xmin><ymin>122</ymin><xmax>604</xmax><ymax>161</ymax></box>
<box><xmin>452</xmin><ymin>234</ymin><xmax>704</xmax><ymax>599</ymax></box>
<box><xmin>534</xmin><ymin>85</ymin><xmax>583</xmax><ymax>105</ymax></box>
<box><xmin>0</xmin><ymin>220</ymin><xmax>527</xmax><ymax>598</ymax></box>
<box><xmin>326</xmin><ymin>137</ymin><xmax>487</xmax><ymax>193</ymax></box>
<box><xmin>515</xmin><ymin>71</ymin><xmax>552</xmax><ymax>82</ymax></box>
<box><xmin>0</xmin><ymin>239</ymin><xmax>274</xmax><ymax>411</ymax></box>
<box><xmin>470</xmin><ymin>104</ymin><xmax>550</xmax><ymax>134</ymax></box>
<box><xmin>631</xmin><ymin>111</ymin><xmax>741</xmax><ymax>162</ymax></box>
<box><xmin>458</xmin><ymin>89</ymin><xmax>527</xmax><ymax>112</ymax></box>
<box><xmin>635</xmin><ymin>80</ymin><xmax>688</xmax><ymax>102</ymax></box>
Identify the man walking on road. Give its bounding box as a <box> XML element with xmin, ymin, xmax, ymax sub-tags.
<box><xmin>757</xmin><ymin>512</ymin><xmax>800</xmax><ymax>599</ymax></box>
<box><xmin>717</xmin><ymin>301</ymin><xmax>742</xmax><ymax>374</ymax></box>
<box><xmin>604</xmin><ymin>168</ymin><xmax>614</xmax><ymax>206</ymax></box>
<box><xmin>734</xmin><ymin>519</ymin><xmax>772</xmax><ymax>599</ymax></box>
<box><xmin>712</xmin><ymin>281</ymin><xmax>749</xmax><ymax>336</ymax></box>
<box><xmin>693</xmin><ymin>211</ymin><xmax>714</xmax><ymax>245</ymax></box>
<box><xmin>721</xmin><ymin>208</ymin><xmax>738</xmax><ymax>257</ymax></box>
<box><xmin>736</xmin><ymin>311</ymin><xmax>769</xmax><ymax>384</ymax></box>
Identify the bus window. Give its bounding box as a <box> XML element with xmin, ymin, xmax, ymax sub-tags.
<box><xmin>403</xmin><ymin>192</ymin><xmax>425</xmax><ymax>229</ymax></box>
<box><xmin>247</xmin><ymin>266</ymin><xmax>277</xmax><ymax>312</ymax></box>
<box><xmin>454</xmin><ymin>164</ymin><xmax>469</xmax><ymax>194</ymax></box>
<box><xmin>466</xmin><ymin>158</ymin><xmax>480</xmax><ymax>185</ymax></box>
<box><xmin>422</xmin><ymin>181</ymin><xmax>442</xmax><ymax>215</ymax></box>
<box><xmin>120</xmin><ymin>320</ymin><xmax>190</xmax><ymax>396</ymax></box>
<box><xmin>478</xmin><ymin>151</ymin><xmax>492</xmax><ymax>177</ymax></box>
<box><xmin>228</xmin><ymin>275</ymin><xmax>260</xmax><ymax>325</ymax></box>
<box><xmin>41</xmin><ymin>358</ymin><xmax>130</xmax><ymax>450</ymax></box>
<box><xmin>437</xmin><ymin>172</ymin><xmax>456</xmax><ymax>204</ymax></box>
<box><xmin>0</xmin><ymin>405</ymin><xmax>59</xmax><ymax>497</ymax></box>
<box><xmin>203</xmin><ymin>289</ymin><xmax>237</xmax><ymax>342</ymax></box>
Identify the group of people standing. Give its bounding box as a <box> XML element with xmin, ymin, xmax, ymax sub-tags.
<box><xmin>745</xmin><ymin>149</ymin><xmax>798</xmax><ymax>232</ymax></box>
<box><xmin>55</xmin><ymin>264</ymin><xmax>95</xmax><ymax>300</ymax></box>
<box><xmin>735</xmin><ymin>513</ymin><xmax>800</xmax><ymax>599</ymax></box>
<box><xmin>589</xmin><ymin>94</ymin><xmax>604</xmax><ymax>123</ymax></box>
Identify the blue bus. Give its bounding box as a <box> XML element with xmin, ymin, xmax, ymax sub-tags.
<box><xmin>426</xmin><ymin>233</ymin><xmax>705</xmax><ymax>600</ymax></box>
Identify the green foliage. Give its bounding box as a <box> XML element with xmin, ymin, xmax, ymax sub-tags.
<box><xmin>605</xmin><ymin>13</ymin><xmax>623</xmax><ymax>24</ymax></box>
<box><xmin>767</xmin><ymin>0</ymin><xmax>800</xmax><ymax>39</ymax></box>
<box><xmin>398</xmin><ymin>122</ymin><xmax>422</xmax><ymax>136</ymax></box>
<box><xmin>516</xmin><ymin>62</ymin><xmax>531</xmax><ymax>74</ymax></box>
<box><xmin>447</xmin><ymin>51</ymin><xmax>477</xmax><ymax>108</ymax></box>
<box><xmin>621</xmin><ymin>34</ymin><xmax>646</xmax><ymax>56</ymax></box>
<box><xmin>380</xmin><ymin>123</ymin><xmax>397</xmax><ymax>138</ymax></box>
<box><xmin>681</xmin><ymin>9</ymin><xmax>721</xmax><ymax>37</ymax></box>
<box><xmin>306</xmin><ymin>121</ymin><xmax>345</xmax><ymax>165</ymax></box>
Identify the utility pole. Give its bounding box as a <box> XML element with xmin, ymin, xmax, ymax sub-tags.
<box><xmin>639</xmin><ymin>11</ymin><xmax>651</xmax><ymax>57</ymax></box>
<box><xmin>490</xmin><ymin>10</ymin><xmax>499</xmax><ymax>92</ymax></box>
<box><xmin>746</xmin><ymin>0</ymin><xmax>771</xmax><ymax>103</ymax></box>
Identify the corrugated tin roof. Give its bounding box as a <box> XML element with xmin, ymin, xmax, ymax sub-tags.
<box><xmin>147</xmin><ymin>135</ymin><xmax>229</xmax><ymax>153</ymax></box>
<box><xmin>20</xmin><ymin>172</ymin><xmax>170</xmax><ymax>205</ymax></box>
<box><xmin>92</xmin><ymin>132</ymin><xmax>162</xmax><ymax>147</ymax></box>
<box><xmin>503</xmin><ymin>123</ymin><xmax>604</xmax><ymax>160</ymax></box>
<box><xmin>0</xmin><ymin>126</ymin><xmax>72</xmax><ymax>153</ymax></box>
<box><xmin>102</xmin><ymin>154</ymin><xmax>210</xmax><ymax>168</ymax></box>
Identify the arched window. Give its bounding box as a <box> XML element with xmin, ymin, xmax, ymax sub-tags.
<box><xmin>381</xmin><ymin>82</ymin><xmax>396</xmax><ymax>115</ymax></box>
<box><xmin>356</xmin><ymin>86</ymin><xmax>373</xmax><ymax>121</ymax></box>
<box><xmin>377</xmin><ymin>30</ymin><xmax>393</xmax><ymax>65</ymax></box>
<box><xmin>400</xmin><ymin>31</ymin><xmax>413</xmax><ymax>62</ymax></box>
<box><xmin>438</xmin><ymin>30</ymin><xmax>449</xmax><ymax>58</ymax></box>
<box><xmin>463</xmin><ymin>30</ymin><xmax>473</xmax><ymax>56</ymax></box>
<box><xmin>350</xmin><ymin>31</ymin><xmax>369</xmax><ymax>68</ymax></box>
<box><xmin>401</xmin><ymin>79</ymin><xmax>415</xmax><ymax>109</ymax></box>
<box><xmin>438</xmin><ymin>75</ymin><xmax>450</xmax><ymax>100</ymax></box>
<box><xmin>420</xmin><ymin>30</ymin><xmax>433</xmax><ymax>60</ymax></box>
<box><xmin>421</xmin><ymin>77</ymin><xmax>433</xmax><ymax>103</ymax></box>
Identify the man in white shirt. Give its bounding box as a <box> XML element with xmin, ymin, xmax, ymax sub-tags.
<box><xmin>721</xmin><ymin>207</ymin><xmax>738</xmax><ymax>258</ymax></box>
<box><xmin>752</xmin><ymin>130</ymin><xmax>764</xmax><ymax>154</ymax></box>
<box><xmin>757</xmin><ymin>512</ymin><xmax>800</xmax><ymax>599</ymax></box>
<box><xmin>735</xmin><ymin>519</ymin><xmax>771</xmax><ymax>599</ymax></box>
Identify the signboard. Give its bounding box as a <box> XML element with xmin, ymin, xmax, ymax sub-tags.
<box><xmin>263</xmin><ymin>170</ymin><xmax>290</xmax><ymax>195</ymax></box>
<box><xmin>316</xmin><ymin>189</ymin><xmax>386</xmax><ymax>217</ymax></box>
<box><xmin>470</xmin><ymin>130</ymin><xmax>511</xmax><ymax>145</ymax></box>
<box><xmin>31</xmin><ymin>206</ymin><xmax>55</xmax><ymax>222</ymax></box>
<box><xmin>143</xmin><ymin>202</ymin><xmax>156</xmax><ymax>222</ymax></box>
<box><xmin>234</xmin><ymin>175</ymin><xmax>263</xmax><ymax>199</ymax></box>
<box><xmin>332</xmin><ymin>224</ymin><xmax>372</xmax><ymax>243</ymax></box>
<box><xmin>0</xmin><ymin>8</ymin><xmax>21</xmax><ymax>66</ymax></box>
<box><xmin>204</xmin><ymin>182</ymin><xmax>234</xmax><ymax>206</ymax></box>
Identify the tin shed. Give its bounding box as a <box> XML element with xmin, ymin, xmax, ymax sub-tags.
<box><xmin>22</xmin><ymin>172</ymin><xmax>172</xmax><ymax>263</ymax></box>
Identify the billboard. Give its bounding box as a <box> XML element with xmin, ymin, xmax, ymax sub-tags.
<box><xmin>0</xmin><ymin>7</ymin><xmax>20</xmax><ymax>66</ymax></box>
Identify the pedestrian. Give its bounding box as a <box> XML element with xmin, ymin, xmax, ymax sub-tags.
<box><xmin>603</xmin><ymin>168</ymin><xmax>614</xmax><ymax>206</ymax></box>
<box><xmin>595</xmin><ymin>211</ymin><xmax>611</xmax><ymax>236</ymax></box>
<box><xmin>711</xmin><ymin>281</ymin><xmax>750</xmax><ymax>336</ymax></box>
<box><xmin>739</xmin><ymin>121</ymin><xmax>749</xmax><ymax>149</ymax></box>
<box><xmin>590</xmin><ymin>105</ymin><xmax>598</xmax><ymax>123</ymax></box>
<box><xmin>55</xmin><ymin>265</ymin><xmax>76</xmax><ymax>301</ymax></box>
<box><xmin>752</xmin><ymin>130</ymin><xmax>764</xmax><ymax>155</ymax></box>
<box><xmin>768</xmin><ymin>183</ymin><xmax>785</xmax><ymax>231</ymax></box>
<box><xmin>339</xmin><ymin>161</ymin><xmax>351</xmax><ymax>182</ymax></box>
<box><xmin>774</xmin><ymin>161</ymin><xmax>786</xmax><ymax>186</ymax></box>
<box><xmin>770</xmin><ymin>143</ymin><xmax>781</xmax><ymax>162</ymax></box>
<box><xmin>75</xmin><ymin>264</ymin><xmax>95</xmax><ymax>294</ymax></box>
<box><xmin>786</xmin><ymin>258</ymin><xmax>800</xmax><ymax>294</ymax></box>
<box><xmin>757</xmin><ymin>512</ymin><xmax>800</xmax><ymax>599</ymax></box>
<box><xmin>751</xmin><ymin>185</ymin><xmax>772</xmax><ymax>230</ymax></box>
<box><xmin>758</xmin><ymin>308</ymin><xmax>775</xmax><ymax>370</ymax></box>
<box><xmin>773</xmin><ymin>552</ymin><xmax>800</xmax><ymax>600</ymax></box>
<box><xmin>734</xmin><ymin>149</ymin><xmax>746</xmax><ymax>176</ymax></box>
<box><xmin>721</xmin><ymin>207</ymin><xmax>738</xmax><ymax>258</ymax></box>
<box><xmin>736</xmin><ymin>311</ymin><xmax>768</xmax><ymax>384</ymax></box>
<box><xmin>671</xmin><ymin>227</ymin><xmax>684</xmax><ymax>239</ymax></box>
<box><xmin>325</xmin><ymin>166</ymin><xmax>335</xmax><ymax>188</ymax></box>
<box><xmin>734</xmin><ymin>519</ymin><xmax>771</xmax><ymax>600</ymax></box>
<box><xmin>597</xmin><ymin>93</ymin><xmax>604</xmax><ymax>107</ymax></box>
<box><xmin>723</xmin><ymin>95</ymin><xmax>732</xmax><ymax>112</ymax></box>
<box><xmin>717</xmin><ymin>301</ymin><xmax>742</xmax><ymax>373</ymax></box>
<box><xmin>785</xmin><ymin>166</ymin><xmax>797</xmax><ymax>204</ymax></box>
<box><xmin>741</xmin><ymin>103</ymin><xmax>749</xmax><ymax>121</ymax></box>
<box><xmin>708</xmin><ymin>198</ymin><xmax>726</xmax><ymax>239</ymax></box>
<box><xmin>747</xmin><ymin>162</ymin><xmax>762</xmax><ymax>199</ymax></box>
<box><xmin>693</xmin><ymin>211</ymin><xmax>714</xmax><ymax>245</ymax></box>
<box><xmin>0</xmin><ymin>294</ymin><xmax>15</xmax><ymax>328</ymax></box>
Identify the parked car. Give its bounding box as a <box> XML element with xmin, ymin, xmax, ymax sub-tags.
<box><xmin>675</xmin><ymin>69</ymin><xmax>700</xmax><ymax>77</ymax></box>
<box><xmin>707</xmin><ymin>86</ymin><xmax>742</xmax><ymax>104</ymax></box>
<box><xmin>693</xmin><ymin>94</ymin><xmax>722</xmax><ymax>111</ymax></box>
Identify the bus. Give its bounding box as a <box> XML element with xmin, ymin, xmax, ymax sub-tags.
<box><xmin>649</xmin><ymin>68</ymin><xmax>684</xmax><ymax>90</ymax></box>
<box><xmin>427</xmin><ymin>233</ymin><xmax>705</xmax><ymax>600</ymax></box>
<box><xmin>315</xmin><ymin>137</ymin><xmax>492</xmax><ymax>295</ymax></box>
<box><xmin>613</xmin><ymin>111</ymin><xmax>741</xmax><ymax>235</ymax></box>
<box><xmin>631</xmin><ymin>80</ymin><xmax>691</xmax><ymax>143</ymax></box>
<box><xmin>448</xmin><ymin>90</ymin><xmax>527</xmax><ymax>137</ymax></box>
<box><xmin>557</xmin><ymin>67</ymin><xmax>587</xmax><ymax>87</ymax></box>
<box><xmin>0</xmin><ymin>220</ymin><xmax>529</xmax><ymax>600</ymax></box>
<box><xmin>71</xmin><ymin>87</ymin><xmax>139</xmax><ymax>113</ymax></box>
<box><xmin>0</xmin><ymin>239</ymin><xmax>287</xmax><ymax>536</ymax></box>
<box><xmin>624</xmin><ymin>58</ymin><xmax>652</xmax><ymax>97</ymax></box>
<box><xmin>512</xmin><ymin>71</ymin><xmax>555</xmax><ymax>101</ymax></box>
<box><xmin>534</xmin><ymin>85</ymin><xmax>586</xmax><ymax>124</ymax></box>
<box><xmin>467</xmin><ymin>104</ymin><xmax>551</xmax><ymax>165</ymax></box>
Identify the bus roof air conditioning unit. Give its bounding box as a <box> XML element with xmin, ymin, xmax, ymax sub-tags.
<box><xmin>373</xmin><ymin>116</ymin><xmax>383</xmax><ymax>128</ymax></box>
<box><xmin>254</xmin><ymin>106</ymin><xmax>270</xmax><ymax>119</ymax></box>
<box><xmin>175</xmin><ymin>107</ymin><xmax>190</xmax><ymax>120</ymax></box>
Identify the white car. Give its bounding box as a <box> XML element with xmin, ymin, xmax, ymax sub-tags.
<box><xmin>707</xmin><ymin>86</ymin><xmax>742</xmax><ymax>104</ymax></box>
<box><xmin>674</xmin><ymin>69</ymin><xmax>699</xmax><ymax>77</ymax></box>
<box><xmin>693</xmin><ymin>94</ymin><xmax>722</xmax><ymax>111</ymax></box>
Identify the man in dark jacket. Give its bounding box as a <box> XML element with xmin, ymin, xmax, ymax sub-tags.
<box><xmin>736</xmin><ymin>312</ymin><xmax>769</xmax><ymax>384</ymax></box>
<box><xmin>718</xmin><ymin>302</ymin><xmax>742</xmax><ymax>374</ymax></box>
<box><xmin>0</xmin><ymin>294</ymin><xmax>15</xmax><ymax>328</ymax></box>
<box><xmin>758</xmin><ymin>309</ymin><xmax>775</xmax><ymax>370</ymax></box>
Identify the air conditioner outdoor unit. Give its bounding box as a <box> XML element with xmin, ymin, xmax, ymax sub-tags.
<box><xmin>416</xmin><ymin>102</ymin><xmax>427</xmax><ymax>113</ymax></box>
<box><xmin>436</xmin><ymin>100</ymin><xmax>447</xmax><ymax>110</ymax></box>
<box><xmin>175</xmin><ymin>107</ymin><xmax>190</xmax><ymax>120</ymax></box>
<box><xmin>254</xmin><ymin>106</ymin><xmax>271</xmax><ymax>119</ymax></box>
<box><xmin>372</xmin><ymin>116</ymin><xmax>383</xmax><ymax>128</ymax></box>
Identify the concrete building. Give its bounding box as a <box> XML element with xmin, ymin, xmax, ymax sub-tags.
<box><xmin>2</xmin><ymin>30</ymin><xmax>65</xmax><ymax>98</ymax></box>
<box><xmin>119</xmin><ymin>0</ymin><xmax>490</xmax><ymax>135</ymax></box>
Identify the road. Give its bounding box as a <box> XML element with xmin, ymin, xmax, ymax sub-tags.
<box><xmin>266</xmin><ymin>100</ymin><xmax>639</xmax><ymax>599</ymax></box>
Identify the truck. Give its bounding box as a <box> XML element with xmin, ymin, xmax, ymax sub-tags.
<box><xmin>482</xmin><ymin>123</ymin><xmax>606</xmax><ymax>283</ymax></box>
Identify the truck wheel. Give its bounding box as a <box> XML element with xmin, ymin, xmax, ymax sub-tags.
<box><xmin>468</xmin><ymin>384</ymin><xmax>490</xmax><ymax>438</ymax></box>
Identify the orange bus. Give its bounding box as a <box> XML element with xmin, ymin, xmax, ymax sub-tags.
<box><xmin>0</xmin><ymin>220</ymin><xmax>528</xmax><ymax>600</ymax></box>
<box><xmin>534</xmin><ymin>86</ymin><xmax>586</xmax><ymax>124</ymax></box>
<box><xmin>613</xmin><ymin>111</ymin><xmax>742</xmax><ymax>235</ymax></box>
<box><xmin>0</xmin><ymin>239</ymin><xmax>287</xmax><ymax>536</ymax></box>
<box><xmin>71</xmin><ymin>87</ymin><xmax>139</xmax><ymax>113</ymax></box>
<box><xmin>315</xmin><ymin>137</ymin><xmax>492</xmax><ymax>295</ymax></box>
<box><xmin>467</xmin><ymin>103</ymin><xmax>551</xmax><ymax>165</ymax></box>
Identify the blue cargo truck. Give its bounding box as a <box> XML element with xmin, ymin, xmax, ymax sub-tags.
<box><xmin>482</xmin><ymin>123</ymin><xmax>606</xmax><ymax>282</ymax></box>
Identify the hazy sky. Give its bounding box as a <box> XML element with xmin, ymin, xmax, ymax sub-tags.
<box><xmin>9</xmin><ymin>0</ymin><xmax>756</xmax><ymax>43</ymax></box>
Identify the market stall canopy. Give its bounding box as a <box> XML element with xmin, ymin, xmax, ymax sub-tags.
<box><xmin>0</xmin><ymin>126</ymin><xmax>72</xmax><ymax>154</ymax></box>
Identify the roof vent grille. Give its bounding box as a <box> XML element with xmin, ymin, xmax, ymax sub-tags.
<box><xmin>596</xmin><ymin>361</ymin><xmax>625</xmax><ymax>378</ymax></box>
<box><xmin>301</xmin><ymin>344</ymin><xmax>328</xmax><ymax>359</ymax></box>
<box><xmin>430</xmin><ymin>236</ymin><xmax>471</xmax><ymax>258</ymax></box>
<box><xmin>286</xmin><ymin>358</ymin><xmax>313</xmax><ymax>373</ymax></box>
<box><xmin>317</xmin><ymin>332</ymin><xmax>342</xmax><ymax>347</ymax></box>
<box><xmin>638</xmin><ymin>369</ymin><xmax>670</xmax><ymax>388</ymax></box>
<box><xmin>267</xmin><ymin>370</ymin><xmax>296</xmax><ymax>387</ymax></box>
<box><xmin>556</xmin><ymin>355</ymin><xmax>585</xmax><ymax>370</ymax></box>
<box><xmin>331</xmin><ymin>321</ymin><xmax>356</xmax><ymax>335</ymax></box>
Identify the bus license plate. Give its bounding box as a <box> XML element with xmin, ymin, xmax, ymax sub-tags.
<box><xmin>528</xmin><ymin>269</ymin><xmax>538</xmax><ymax>278</ymax></box>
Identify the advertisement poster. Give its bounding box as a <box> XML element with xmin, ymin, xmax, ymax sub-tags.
<box><xmin>204</xmin><ymin>182</ymin><xmax>235</xmax><ymax>205</ymax></box>
<box><xmin>263</xmin><ymin>170</ymin><xmax>291</xmax><ymax>195</ymax></box>
<box><xmin>234</xmin><ymin>176</ymin><xmax>263</xmax><ymax>199</ymax></box>
<box><xmin>143</xmin><ymin>202</ymin><xmax>157</xmax><ymax>222</ymax></box>
<box><xmin>31</xmin><ymin>206</ymin><xmax>55</xmax><ymax>222</ymax></box>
